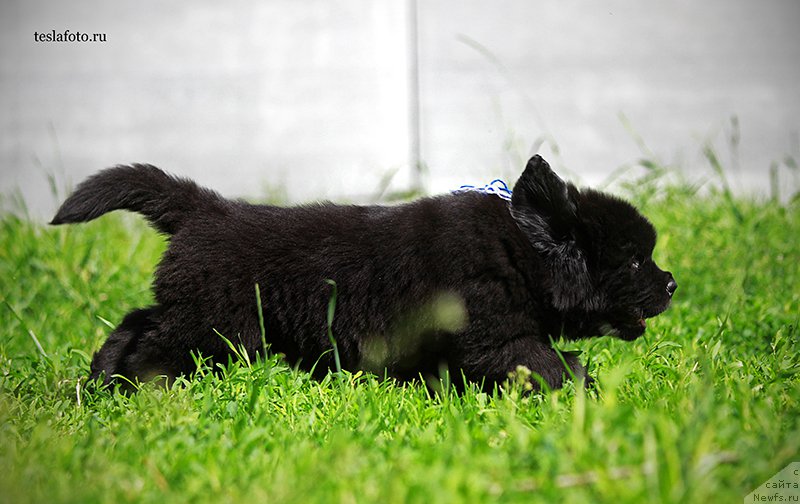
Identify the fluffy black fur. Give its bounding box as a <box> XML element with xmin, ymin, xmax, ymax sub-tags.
<box><xmin>51</xmin><ymin>155</ymin><xmax>676</xmax><ymax>391</ymax></box>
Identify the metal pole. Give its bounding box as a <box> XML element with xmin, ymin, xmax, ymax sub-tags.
<box><xmin>407</xmin><ymin>0</ymin><xmax>422</xmax><ymax>193</ymax></box>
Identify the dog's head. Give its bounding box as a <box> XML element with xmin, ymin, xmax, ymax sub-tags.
<box><xmin>510</xmin><ymin>155</ymin><xmax>676</xmax><ymax>340</ymax></box>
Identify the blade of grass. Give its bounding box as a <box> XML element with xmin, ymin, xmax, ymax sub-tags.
<box><xmin>324</xmin><ymin>279</ymin><xmax>342</xmax><ymax>374</ymax></box>
<box><xmin>4</xmin><ymin>299</ymin><xmax>48</xmax><ymax>359</ymax></box>
<box><xmin>255</xmin><ymin>283</ymin><xmax>267</xmax><ymax>357</ymax></box>
<box><xmin>703</xmin><ymin>144</ymin><xmax>743</xmax><ymax>222</ymax></box>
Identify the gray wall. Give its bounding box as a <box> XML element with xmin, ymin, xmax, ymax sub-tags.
<box><xmin>2</xmin><ymin>1</ymin><xmax>799</xmax><ymax>217</ymax></box>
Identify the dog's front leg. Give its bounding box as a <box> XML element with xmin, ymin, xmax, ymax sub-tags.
<box><xmin>463</xmin><ymin>337</ymin><xmax>592</xmax><ymax>391</ymax></box>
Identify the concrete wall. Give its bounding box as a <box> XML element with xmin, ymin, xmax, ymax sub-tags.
<box><xmin>2</xmin><ymin>1</ymin><xmax>799</xmax><ymax>216</ymax></box>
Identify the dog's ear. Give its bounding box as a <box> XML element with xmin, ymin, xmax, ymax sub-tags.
<box><xmin>511</xmin><ymin>155</ymin><xmax>580</xmax><ymax>232</ymax></box>
<box><xmin>510</xmin><ymin>155</ymin><xmax>593</xmax><ymax>311</ymax></box>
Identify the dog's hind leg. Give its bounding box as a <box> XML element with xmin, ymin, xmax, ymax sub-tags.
<box><xmin>89</xmin><ymin>306</ymin><xmax>176</xmax><ymax>391</ymax></box>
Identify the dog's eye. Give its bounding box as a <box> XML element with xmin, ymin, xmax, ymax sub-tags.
<box><xmin>631</xmin><ymin>260</ymin><xmax>640</xmax><ymax>271</ymax></box>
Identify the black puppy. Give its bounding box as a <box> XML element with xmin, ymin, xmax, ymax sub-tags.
<box><xmin>52</xmin><ymin>155</ymin><xmax>676</xmax><ymax>391</ymax></box>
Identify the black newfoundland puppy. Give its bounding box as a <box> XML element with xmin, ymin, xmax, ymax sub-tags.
<box><xmin>52</xmin><ymin>155</ymin><xmax>676</xmax><ymax>391</ymax></box>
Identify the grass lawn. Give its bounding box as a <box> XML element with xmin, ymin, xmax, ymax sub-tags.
<box><xmin>1</xmin><ymin>165</ymin><xmax>798</xmax><ymax>503</ymax></box>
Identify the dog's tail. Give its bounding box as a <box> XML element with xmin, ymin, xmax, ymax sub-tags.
<box><xmin>50</xmin><ymin>164</ymin><xmax>227</xmax><ymax>235</ymax></box>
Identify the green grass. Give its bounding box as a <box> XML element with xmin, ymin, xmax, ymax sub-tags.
<box><xmin>1</xmin><ymin>166</ymin><xmax>798</xmax><ymax>503</ymax></box>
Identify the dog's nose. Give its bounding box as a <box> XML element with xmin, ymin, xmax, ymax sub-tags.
<box><xmin>666</xmin><ymin>276</ymin><xmax>677</xmax><ymax>297</ymax></box>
